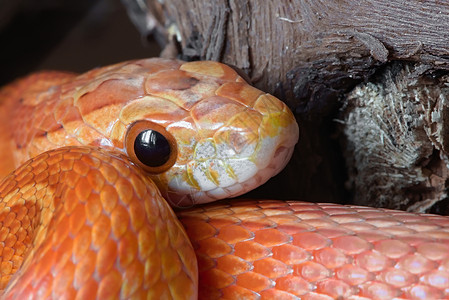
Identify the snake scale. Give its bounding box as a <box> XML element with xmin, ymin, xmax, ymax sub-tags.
<box><xmin>0</xmin><ymin>58</ymin><xmax>449</xmax><ymax>299</ymax></box>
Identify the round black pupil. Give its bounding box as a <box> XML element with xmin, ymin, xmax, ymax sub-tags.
<box><xmin>134</xmin><ymin>129</ymin><xmax>171</xmax><ymax>167</ymax></box>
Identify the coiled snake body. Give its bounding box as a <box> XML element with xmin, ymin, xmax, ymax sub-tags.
<box><xmin>0</xmin><ymin>58</ymin><xmax>449</xmax><ymax>299</ymax></box>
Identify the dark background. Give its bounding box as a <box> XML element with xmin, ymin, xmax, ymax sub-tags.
<box><xmin>0</xmin><ymin>0</ymin><xmax>160</xmax><ymax>85</ymax></box>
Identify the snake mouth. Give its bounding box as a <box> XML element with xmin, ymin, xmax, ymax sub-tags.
<box><xmin>165</xmin><ymin>143</ymin><xmax>296</xmax><ymax>208</ymax></box>
<box><xmin>163</xmin><ymin>115</ymin><xmax>300</xmax><ymax>208</ymax></box>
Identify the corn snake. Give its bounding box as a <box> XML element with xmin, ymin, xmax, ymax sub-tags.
<box><xmin>0</xmin><ymin>58</ymin><xmax>449</xmax><ymax>299</ymax></box>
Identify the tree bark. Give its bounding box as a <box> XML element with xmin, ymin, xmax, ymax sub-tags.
<box><xmin>123</xmin><ymin>0</ymin><xmax>449</xmax><ymax>211</ymax></box>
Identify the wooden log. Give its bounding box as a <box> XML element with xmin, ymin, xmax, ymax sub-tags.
<box><xmin>124</xmin><ymin>0</ymin><xmax>449</xmax><ymax>210</ymax></box>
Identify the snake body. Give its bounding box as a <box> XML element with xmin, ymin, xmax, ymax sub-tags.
<box><xmin>0</xmin><ymin>58</ymin><xmax>449</xmax><ymax>299</ymax></box>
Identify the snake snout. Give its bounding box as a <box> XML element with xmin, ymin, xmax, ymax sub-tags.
<box><xmin>162</xmin><ymin>94</ymin><xmax>299</xmax><ymax>207</ymax></box>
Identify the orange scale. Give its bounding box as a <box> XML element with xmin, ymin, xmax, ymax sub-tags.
<box><xmin>356</xmin><ymin>210</ymin><xmax>390</xmax><ymax>218</ymax></box>
<box><xmin>233</xmin><ymin>209</ymin><xmax>266</xmax><ymax>219</ymax></box>
<box><xmin>261</xmin><ymin>288</ymin><xmax>302</xmax><ymax>300</ymax></box>
<box><xmin>318</xmin><ymin>207</ymin><xmax>357</xmax><ymax>215</ymax></box>
<box><xmin>222</xmin><ymin>285</ymin><xmax>259</xmax><ymax>300</ymax></box>
<box><xmin>215</xmin><ymin>82</ymin><xmax>263</xmax><ymax>107</ymax></box>
<box><xmin>419</xmin><ymin>269</ymin><xmax>449</xmax><ymax>289</ymax></box>
<box><xmin>98</xmin><ymin>163</ymin><xmax>119</xmax><ymax>186</ymax></box>
<box><xmin>52</xmin><ymin>260</ymin><xmax>76</xmax><ymax>297</ymax></box>
<box><xmin>276</xmin><ymin>223</ymin><xmax>313</xmax><ymax>235</ymax></box>
<box><xmin>292</xmin><ymin>232</ymin><xmax>331</xmax><ymax>251</ymax></box>
<box><xmin>393</xmin><ymin>214</ymin><xmax>428</xmax><ymax>223</ymax></box>
<box><xmin>240</xmin><ymin>217</ymin><xmax>277</xmax><ymax>231</ymax></box>
<box><xmin>119</xmin><ymin>95</ymin><xmax>189</xmax><ymax>126</ymax></box>
<box><xmin>301</xmin><ymin>292</ymin><xmax>335</xmax><ymax>300</ymax></box>
<box><xmin>364</xmin><ymin>218</ymin><xmax>403</xmax><ymax>228</ymax></box>
<box><xmin>99</xmin><ymin>185</ymin><xmax>119</xmax><ymax>214</ymax></box>
<box><xmin>395</xmin><ymin>253</ymin><xmax>436</xmax><ymax>275</ymax></box>
<box><xmin>303</xmin><ymin>218</ymin><xmax>338</xmax><ymax>228</ymax></box>
<box><xmin>336</xmin><ymin>264</ymin><xmax>373</xmax><ymax>286</ymax></box>
<box><xmin>236</xmin><ymin>271</ymin><xmax>273</xmax><ymax>292</ymax></box>
<box><xmin>275</xmin><ymin>275</ymin><xmax>311</xmax><ymax>296</ymax></box>
<box><xmin>259</xmin><ymin>207</ymin><xmax>293</xmax><ymax>217</ymax></box>
<box><xmin>167</xmin><ymin>270</ymin><xmax>197</xmax><ymax>300</ymax></box>
<box><xmin>332</xmin><ymin>235</ymin><xmax>373</xmax><ymax>255</ymax></box>
<box><xmin>110</xmin><ymin>204</ymin><xmax>130</xmax><ymax>239</ymax></box>
<box><xmin>267</xmin><ymin>214</ymin><xmax>301</xmax><ymax>226</ymax></box>
<box><xmin>145</xmin><ymin>70</ymin><xmax>218</xmax><ymax>110</ymax></box>
<box><xmin>254</xmin><ymin>200</ymin><xmax>289</xmax><ymax>208</ymax></box>
<box><xmin>1</xmin><ymin>261</ymin><xmax>13</xmax><ymax>279</ymax></box>
<box><xmin>122</xmin><ymin>259</ymin><xmax>145</xmax><ymax>298</ymax></box>
<box><xmin>427</xmin><ymin>218</ymin><xmax>449</xmax><ymax>227</ymax></box>
<box><xmin>216</xmin><ymin>254</ymin><xmax>251</xmax><ymax>275</ymax></box>
<box><xmin>198</xmin><ymin>285</ymin><xmax>221</xmax><ymax>300</ymax></box>
<box><xmin>315</xmin><ymin>278</ymin><xmax>355</xmax><ymax>299</ymax></box>
<box><xmin>424</xmin><ymin>230</ymin><xmax>449</xmax><ymax>240</ymax></box>
<box><xmin>2</xmin><ymin>245</ymin><xmax>14</xmax><ymax>262</ymax></box>
<box><xmin>182</xmin><ymin>219</ymin><xmax>217</xmax><ymax>241</ymax></box>
<box><xmin>440</xmin><ymin>258</ymin><xmax>449</xmax><ymax>271</ymax></box>
<box><xmin>73</xmin><ymin>249</ymin><xmax>97</xmax><ymax>288</ymax></box>
<box><xmin>68</xmin><ymin>202</ymin><xmax>87</xmax><ymax>238</ymax></box>
<box><xmin>85</xmin><ymin>193</ymin><xmax>102</xmax><ymax>225</ymax></box>
<box><xmin>402</xmin><ymin>221</ymin><xmax>442</xmax><ymax>232</ymax></box>
<box><xmin>234</xmin><ymin>241</ymin><xmax>271</xmax><ymax>261</ymax></box>
<box><xmin>203</xmin><ymin>207</ymin><xmax>235</xmax><ymax>218</ymax></box>
<box><xmin>287</xmin><ymin>201</ymin><xmax>320</xmax><ymax>209</ymax></box>
<box><xmin>294</xmin><ymin>261</ymin><xmax>331</xmax><ymax>282</ymax></box>
<box><xmin>272</xmin><ymin>244</ymin><xmax>311</xmax><ymax>265</ymax></box>
<box><xmin>374</xmin><ymin>239</ymin><xmax>414</xmax><ymax>259</ymax></box>
<box><xmin>359</xmin><ymin>281</ymin><xmax>401</xmax><ymax>299</ymax></box>
<box><xmin>75</xmin><ymin>278</ymin><xmax>98</xmax><ymax>300</ymax></box>
<box><xmin>91</xmin><ymin>213</ymin><xmax>111</xmax><ymax>250</ymax></box>
<box><xmin>354</xmin><ymin>230</ymin><xmax>392</xmax><ymax>243</ymax></box>
<box><xmin>118</xmin><ymin>233</ymin><xmax>139</xmax><ymax>269</ymax></box>
<box><xmin>381</xmin><ymin>225</ymin><xmax>417</xmax><ymax>236</ymax></box>
<box><xmin>51</xmin><ymin>214</ymin><xmax>70</xmax><ymax>248</ymax></box>
<box><xmin>355</xmin><ymin>250</ymin><xmax>394</xmax><ymax>273</ymax></box>
<box><xmin>329</xmin><ymin>214</ymin><xmax>365</xmax><ymax>224</ymax></box>
<box><xmin>397</xmin><ymin>235</ymin><xmax>435</xmax><ymax>247</ymax></box>
<box><xmin>85</xmin><ymin>169</ymin><xmax>105</xmax><ymax>194</ymax></box>
<box><xmin>196</xmin><ymin>253</ymin><xmax>215</xmax><ymax>272</ymax></box>
<box><xmin>378</xmin><ymin>267</ymin><xmax>417</xmax><ymax>288</ymax></box>
<box><xmin>314</xmin><ymin>247</ymin><xmax>349</xmax><ymax>269</ymax></box>
<box><xmin>72</xmin><ymin>159</ymin><xmax>91</xmax><ymax>177</ymax></box>
<box><xmin>197</xmin><ymin>237</ymin><xmax>232</xmax><ymax>258</ymax></box>
<box><xmin>217</xmin><ymin>224</ymin><xmax>253</xmax><ymax>244</ymax></box>
<box><xmin>97</xmin><ymin>268</ymin><xmax>123</xmax><ymax>299</ymax></box>
<box><xmin>405</xmin><ymin>284</ymin><xmax>444</xmax><ymax>300</ymax></box>
<box><xmin>176</xmin><ymin>210</ymin><xmax>208</xmax><ymax>221</ymax></box>
<box><xmin>72</xmin><ymin>225</ymin><xmax>92</xmax><ymax>263</ymax></box>
<box><xmin>316</xmin><ymin>227</ymin><xmax>354</xmax><ymax>239</ymax></box>
<box><xmin>417</xmin><ymin>242</ymin><xmax>449</xmax><ymax>261</ymax></box>
<box><xmin>207</xmin><ymin>215</ymin><xmax>241</xmax><ymax>229</ymax></box>
<box><xmin>95</xmin><ymin>239</ymin><xmax>118</xmax><ymax>278</ymax></box>
<box><xmin>199</xmin><ymin>268</ymin><xmax>235</xmax><ymax>289</ymax></box>
<box><xmin>180</xmin><ymin>60</ymin><xmax>241</xmax><ymax>82</ymax></box>
<box><xmin>254</xmin><ymin>228</ymin><xmax>291</xmax><ymax>247</ymax></box>
<box><xmin>253</xmin><ymin>257</ymin><xmax>291</xmax><ymax>279</ymax></box>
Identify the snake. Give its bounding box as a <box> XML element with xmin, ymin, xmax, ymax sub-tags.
<box><xmin>0</xmin><ymin>58</ymin><xmax>449</xmax><ymax>299</ymax></box>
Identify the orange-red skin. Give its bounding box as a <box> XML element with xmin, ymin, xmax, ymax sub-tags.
<box><xmin>179</xmin><ymin>200</ymin><xmax>449</xmax><ymax>299</ymax></box>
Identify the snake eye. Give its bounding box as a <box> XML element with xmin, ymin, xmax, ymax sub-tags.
<box><xmin>125</xmin><ymin>121</ymin><xmax>177</xmax><ymax>174</ymax></box>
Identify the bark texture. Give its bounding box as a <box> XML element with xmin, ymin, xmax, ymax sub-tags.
<box><xmin>342</xmin><ymin>63</ymin><xmax>449</xmax><ymax>214</ymax></box>
<box><xmin>123</xmin><ymin>0</ymin><xmax>449</xmax><ymax>211</ymax></box>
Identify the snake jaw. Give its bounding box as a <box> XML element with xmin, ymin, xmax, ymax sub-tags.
<box><xmin>157</xmin><ymin>103</ymin><xmax>299</xmax><ymax>207</ymax></box>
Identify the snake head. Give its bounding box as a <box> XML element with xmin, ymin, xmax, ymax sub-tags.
<box><xmin>116</xmin><ymin>60</ymin><xmax>298</xmax><ymax>206</ymax></box>
<box><xmin>66</xmin><ymin>58</ymin><xmax>298</xmax><ymax>207</ymax></box>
